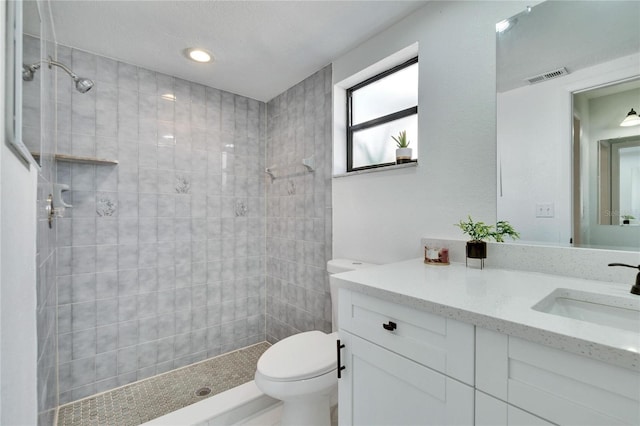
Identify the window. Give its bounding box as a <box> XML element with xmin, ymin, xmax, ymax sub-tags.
<box><xmin>346</xmin><ymin>57</ymin><xmax>418</xmax><ymax>172</ymax></box>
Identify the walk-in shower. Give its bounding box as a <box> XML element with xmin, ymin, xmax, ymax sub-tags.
<box><xmin>16</xmin><ymin>3</ymin><xmax>332</xmax><ymax>424</ymax></box>
<box><xmin>23</xmin><ymin>56</ymin><xmax>94</xmax><ymax>93</ymax></box>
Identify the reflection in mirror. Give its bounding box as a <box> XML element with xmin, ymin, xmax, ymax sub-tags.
<box><xmin>496</xmin><ymin>1</ymin><xmax>640</xmax><ymax>251</ymax></box>
<box><xmin>573</xmin><ymin>79</ymin><xmax>640</xmax><ymax>251</ymax></box>
<box><xmin>597</xmin><ymin>138</ymin><xmax>640</xmax><ymax>226</ymax></box>
<box><xmin>572</xmin><ymin>79</ymin><xmax>640</xmax><ymax>250</ymax></box>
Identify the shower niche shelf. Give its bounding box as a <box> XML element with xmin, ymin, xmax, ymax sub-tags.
<box><xmin>31</xmin><ymin>152</ymin><xmax>118</xmax><ymax>165</ymax></box>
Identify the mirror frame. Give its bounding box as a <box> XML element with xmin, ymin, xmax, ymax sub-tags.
<box><xmin>4</xmin><ymin>0</ymin><xmax>39</xmax><ymax>169</ymax></box>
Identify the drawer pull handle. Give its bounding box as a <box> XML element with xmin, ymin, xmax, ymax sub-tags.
<box><xmin>337</xmin><ymin>339</ymin><xmax>346</xmax><ymax>379</ymax></box>
<box><xmin>382</xmin><ymin>321</ymin><xmax>397</xmax><ymax>331</ymax></box>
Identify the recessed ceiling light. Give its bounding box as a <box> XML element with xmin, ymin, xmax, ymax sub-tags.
<box><xmin>496</xmin><ymin>19</ymin><xmax>511</xmax><ymax>33</ymax></box>
<box><xmin>496</xmin><ymin>17</ymin><xmax>518</xmax><ymax>33</ymax></box>
<box><xmin>161</xmin><ymin>93</ymin><xmax>176</xmax><ymax>101</ymax></box>
<box><xmin>185</xmin><ymin>48</ymin><xmax>212</xmax><ymax>63</ymax></box>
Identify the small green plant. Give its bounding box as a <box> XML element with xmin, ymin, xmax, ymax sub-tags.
<box><xmin>493</xmin><ymin>220</ymin><xmax>520</xmax><ymax>242</ymax></box>
<box><xmin>455</xmin><ymin>216</ymin><xmax>493</xmax><ymax>242</ymax></box>
<box><xmin>622</xmin><ymin>214</ymin><xmax>636</xmax><ymax>220</ymax></box>
<box><xmin>391</xmin><ymin>130</ymin><xmax>410</xmax><ymax>148</ymax></box>
<box><xmin>455</xmin><ymin>215</ymin><xmax>520</xmax><ymax>242</ymax></box>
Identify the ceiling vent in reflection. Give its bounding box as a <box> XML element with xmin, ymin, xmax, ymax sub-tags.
<box><xmin>525</xmin><ymin>67</ymin><xmax>569</xmax><ymax>85</ymax></box>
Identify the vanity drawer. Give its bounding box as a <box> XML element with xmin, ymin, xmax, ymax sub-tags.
<box><xmin>338</xmin><ymin>288</ymin><xmax>474</xmax><ymax>385</ymax></box>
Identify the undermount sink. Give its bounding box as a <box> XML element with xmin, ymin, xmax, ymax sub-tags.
<box><xmin>532</xmin><ymin>288</ymin><xmax>640</xmax><ymax>333</ymax></box>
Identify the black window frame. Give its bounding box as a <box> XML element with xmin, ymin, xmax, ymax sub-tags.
<box><xmin>346</xmin><ymin>56</ymin><xmax>418</xmax><ymax>172</ymax></box>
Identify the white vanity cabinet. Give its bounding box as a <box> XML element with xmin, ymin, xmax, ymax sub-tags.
<box><xmin>476</xmin><ymin>327</ymin><xmax>640</xmax><ymax>426</ymax></box>
<box><xmin>334</xmin><ymin>260</ymin><xmax>640</xmax><ymax>426</ymax></box>
<box><xmin>337</xmin><ymin>289</ymin><xmax>475</xmax><ymax>425</ymax></box>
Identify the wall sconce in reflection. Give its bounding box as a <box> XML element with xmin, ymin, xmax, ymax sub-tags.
<box><xmin>620</xmin><ymin>108</ymin><xmax>640</xmax><ymax>127</ymax></box>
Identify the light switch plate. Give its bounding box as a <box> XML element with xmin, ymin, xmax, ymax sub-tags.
<box><xmin>535</xmin><ymin>203</ymin><xmax>554</xmax><ymax>218</ymax></box>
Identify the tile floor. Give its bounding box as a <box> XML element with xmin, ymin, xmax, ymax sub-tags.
<box><xmin>57</xmin><ymin>342</ymin><xmax>270</xmax><ymax>426</ymax></box>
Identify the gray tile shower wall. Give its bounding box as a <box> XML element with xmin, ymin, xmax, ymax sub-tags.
<box><xmin>265</xmin><ymin>66</ymin><xmax>333</xmax><ymax>342</ymax></box>
<box><xmin>55</xmin><ymin>46</ymin><xmax>267</xmax><ymax>403</ymax></box>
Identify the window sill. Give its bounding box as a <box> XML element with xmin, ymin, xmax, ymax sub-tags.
<box><xmin>333</xmin><ymin>160</ymin><xmax>418</xmax><ymax>178</ymax></box>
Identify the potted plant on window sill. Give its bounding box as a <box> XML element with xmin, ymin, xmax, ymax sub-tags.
<box><xmin>392</xmin><ymin>130</ymin><xmax>412</xmax><ymax>164</ymax></box>
<box><xmin>455</xmin><ymin>216</ymin><xmax>520</xmax><ymax>267</ymax></box>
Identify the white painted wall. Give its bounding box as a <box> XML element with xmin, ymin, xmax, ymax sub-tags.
<box><xmin>0</xmin><ymin>4</ymin><xmax>39</xmax><ymax>424</ymax></box>
<box><xmin>497</xmin><ymin>54</ymin><xmax>639</xmax><ymax>248</ymax></box>
<box><xmin>332</xmin><ymin>1</ymin><xmax>526</xmax><ymax>264</ymax></box>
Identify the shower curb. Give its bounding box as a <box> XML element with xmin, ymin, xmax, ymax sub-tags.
<box><xmin>142</xmin><ymin>380</ymin><xmax>279</xmax><ymax>426</ymax></box>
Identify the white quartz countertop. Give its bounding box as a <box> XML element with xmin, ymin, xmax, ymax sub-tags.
<box><xmin>333</xmin><ymin>258</ymin><xmax>640</xmax><ymax>371</ymax></box>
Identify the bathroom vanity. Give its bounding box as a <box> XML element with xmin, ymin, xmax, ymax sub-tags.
<box><xmin>333</xmin><ymin>259</ymin><xmax>640</xmax><ymax>426</ymax></box>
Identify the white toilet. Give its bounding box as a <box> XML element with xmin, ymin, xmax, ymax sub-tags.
<box><xmin>254</xmin><ymin>259</ymin><xmax>375</xmax><ymax>426</ymax></box>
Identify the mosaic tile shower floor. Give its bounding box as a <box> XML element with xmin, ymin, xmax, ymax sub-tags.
<box><xmin>57</xmin><ymin>342</ymin><xmax>270</xmax><ymax>426</ymax></box>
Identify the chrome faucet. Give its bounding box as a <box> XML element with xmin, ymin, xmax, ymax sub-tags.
<box><xmin>608</xmin><ymin>263</ymin><xmax>640</xmax><ymax>295</ymax></box>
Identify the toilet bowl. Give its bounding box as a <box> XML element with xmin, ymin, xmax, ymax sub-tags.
<box><xmin>254</xmin><ymin>259</ymin><xmax>376</xmax><ymax>426</ymax></box>
<box><xmin>254</xmin><ymin>331</ymin><xmax>338</xmax><ymax>426</ymax></box>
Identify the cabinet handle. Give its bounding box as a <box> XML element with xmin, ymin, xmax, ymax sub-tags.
<box><xmin>336</xmin><ymin>339</ymin><xmax>346</xmax><ymax>379</ymax></box>
<box><xmin>382</xmin><ymin>321</ymin><xmax>397</xmax><ymax>331</ymax></box>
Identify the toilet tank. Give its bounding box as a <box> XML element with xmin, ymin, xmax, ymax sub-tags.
<box><xmin>327</xmin><ymin>259</ymin><xmax>377</xmax><ymax>332</ymax></box>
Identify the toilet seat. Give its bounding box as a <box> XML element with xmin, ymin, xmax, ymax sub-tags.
<box><xmin>257</xmin><ymin>331</ymin><xmax>337</xmax><ymax>382</ymax></box>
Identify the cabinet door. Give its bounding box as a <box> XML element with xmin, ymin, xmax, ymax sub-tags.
<box><xmin>476</xmin><ymin>391</ymin><xmax>554</xmax><ymax>426</ymax></box>
<box><xmin>338</xmin><ymin>331</ymin><xmax>474</xmax><ymax>426</ymax></box>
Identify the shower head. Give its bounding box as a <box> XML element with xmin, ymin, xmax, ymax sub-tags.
<box><xmin>74</xmin><ymin>77</ymin><xmax>94</xmax><ymax>93</ymax></box>
<box><xmin>22</xmin><ymin>57</ymin><xmax>94</xmax><ymax>93</ymax></box>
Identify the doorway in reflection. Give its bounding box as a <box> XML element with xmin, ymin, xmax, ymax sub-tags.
<box><xmin>573</xmin><ymin>79</ymin><xmax>640</xmax><ymax>249</ymax></box>
<box><xmin>597</xmin><ymin>137</ymin><xmax>640</xmax><ymax>225</ymax></box>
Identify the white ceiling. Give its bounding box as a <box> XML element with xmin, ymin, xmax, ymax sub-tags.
<box><xmin>33</xmin><ymin>0</ymin><xmax>428</xmax><ymax>102</ymax></box>
<box><xmin>497</xmin><ymin>1</ymin><xmax>640</xmax><ymax>93</ymax></box>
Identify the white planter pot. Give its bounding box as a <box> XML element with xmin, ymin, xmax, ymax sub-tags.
<box><xmin>395</xmin><ymin>148</ymin><xmax>412</xmax><ymax>164</ymax></box>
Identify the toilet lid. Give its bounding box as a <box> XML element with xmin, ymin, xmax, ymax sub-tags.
<box><xmin>257</xmin><ymin>331</ymin><xmax>337</xmax><ymax>381</ymax></box>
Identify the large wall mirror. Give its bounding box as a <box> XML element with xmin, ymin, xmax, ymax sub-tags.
<box><xmin>496</xmin><ymin>1</ymin><xmax>640</xmax><ymax>251</ymax></box>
